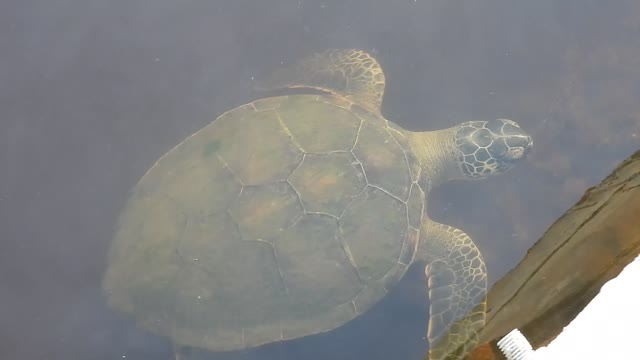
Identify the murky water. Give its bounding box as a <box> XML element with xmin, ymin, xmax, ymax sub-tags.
<box><xmin>1</xmin><ymin>0</ymin><xmax>638</xmax><ymax>359</ymax></box>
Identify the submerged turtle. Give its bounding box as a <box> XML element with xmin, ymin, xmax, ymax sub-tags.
<box><xmin>103</xmin><ymin>49</ymin><xmax>532</xmax><ymax>359</ymax></box>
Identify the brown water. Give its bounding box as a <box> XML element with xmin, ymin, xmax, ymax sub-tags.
<box><xmin>1</xmin><ymin>0</ymin><xmax>638</xmax><ymax>359</ymax></box>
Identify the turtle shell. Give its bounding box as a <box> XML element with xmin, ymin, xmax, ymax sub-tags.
<box><xmin>103</xmin><ymin>94</ymin><xmax>427</xmax><ymax>352</ymax></box>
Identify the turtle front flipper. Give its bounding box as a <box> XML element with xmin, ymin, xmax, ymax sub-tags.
<box><xmin>419</xmin><ymin>221</ymin><xmax>488</xmax><ymax>360</ymax></box>
<box><xmin>256</xmin><ymin>49</ymin><xmax>386</xmax><ymax>114</ymax></box>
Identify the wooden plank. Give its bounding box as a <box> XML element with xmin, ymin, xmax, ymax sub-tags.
<box><xmin>465</xmin><ymin>150</ymin><xmax>640</xmax><ymax>359</ymax></box>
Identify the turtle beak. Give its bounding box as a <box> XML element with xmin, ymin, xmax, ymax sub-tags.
<box><xmin>525</xmin><ymin>136</ymin><xmax>533</xmax><ymax>157</ymax></box>
<box><xmin>498</xmin><ymin>119</ymin><xmax>533</xmax><ymax>161</ymax></box>
<box><xmin>520</xmin><ymin>135</ymin><xmax>533</xmax><ymax>159</ymax></box>
<box><xmin>504</xmin><ymin>135</ymin><xmax>532</xmax><ymax>162</ymax></box>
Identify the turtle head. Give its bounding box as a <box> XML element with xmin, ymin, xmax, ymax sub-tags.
<box><xmin>454</xmin><ymin>119</ymin><xmax>532</xmax><ymax>179</ymax></box>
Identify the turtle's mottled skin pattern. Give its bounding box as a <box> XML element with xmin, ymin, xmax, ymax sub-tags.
<box><xmin>103</xmin><ymin>94</ymin><xmax>426</xmax><ymax>351</ymax></box>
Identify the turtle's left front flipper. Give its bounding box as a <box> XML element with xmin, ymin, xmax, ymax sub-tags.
<box><xmin>419</xmin><ymin>221</ymin><xmax>488</xmax><ymax>360</ymax></box>
<box><xmin>255</xmin><ymin>49</ymin><xmax>385</xmax><ymax>115</ymax></box>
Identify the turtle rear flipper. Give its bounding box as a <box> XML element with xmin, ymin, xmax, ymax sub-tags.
<box><xmin>420</xmin><ymin>221</ymin><xmax>488</xmax><ymax>359</ymax></box>
<box><xmin>256</xmin><ymin>49</ymin><xmax>386</xmax><ymax>114</ymax></box>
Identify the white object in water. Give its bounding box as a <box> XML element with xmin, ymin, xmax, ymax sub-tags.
<box><xmin>497</xmin><ymin>329</ymin><xmax>537</xmax><ymax>360</ymax></box>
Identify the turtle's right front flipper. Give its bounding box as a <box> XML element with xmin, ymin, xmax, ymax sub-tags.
<box><xmin>419</xmin><ymin>221</ymin><xmax>488</xmax><ymax>360</ymax></box>
<box><xmin>256</xmin><ymin>49</ymin><xmax>386</xmax><ymax>114</ymax></box>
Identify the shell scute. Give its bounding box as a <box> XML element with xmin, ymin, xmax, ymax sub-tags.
<box><xmin>289</xmin><ymin>152</ymin><xmax>367</xmax><ymax>215</ymax></box>
<box><xmin>276</xmin><ymin>95</ymin><xmax>361</xmax><ymax>153</ymax></box>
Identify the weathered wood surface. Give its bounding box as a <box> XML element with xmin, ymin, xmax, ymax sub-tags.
<box><xmin>466</xmin><ymin>149</ymin><xmax>640</xmax><ymax>359</ymax></box>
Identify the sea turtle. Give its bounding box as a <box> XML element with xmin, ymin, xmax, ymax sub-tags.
<box><xmin>103</xmin><ymin>49</ymin><xmax>533</xmax><ymax>359</ymax></box>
